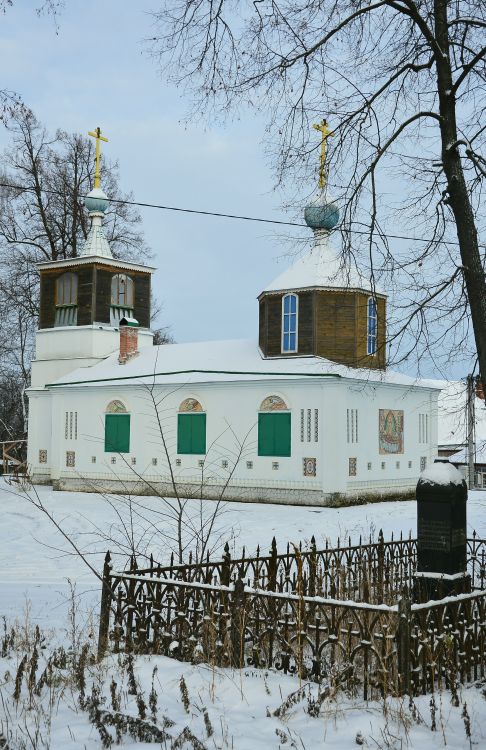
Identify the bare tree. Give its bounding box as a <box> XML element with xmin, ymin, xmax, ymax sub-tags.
<box><xmin>149</xmin><ymin>1</ymin><xmax>486</xmax><ymax>377</ymax></box>
<box><xmin>10</xmin><ymin>378</ymin><xmax>254</xmax><ymax>578</ymax></box>
<box><xmin>0</xmin><ymin>107</ymin><xmax>153</xmax><ymax>434</ymax></box>
<box><xmin>70</xmin><ymin>377</ymin><xmax>255</xmax><ymax>566</ymax></box>
<box><xmin>1</xmin><ymin>1</ymin><xmax>64</xmax><ymax>121</ymax></box>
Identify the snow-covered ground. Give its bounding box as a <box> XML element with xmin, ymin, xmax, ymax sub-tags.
<box><xmin>1</xmin><ymin>479</ymin><xmax>486</xmax><ymax>627</ymax></box>
<box><xmin>0</xmin><ymin>479</ymin><xmax>485</xmax><ymax>748</ymax></box>
<box><xmin>3</xmin><ymin>649</ymin><xmax>485</xmax><ymax>750</ymax></box>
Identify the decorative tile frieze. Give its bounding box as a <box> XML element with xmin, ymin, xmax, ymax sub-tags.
<box><xmin>303</xmin><ymin>457</ymin><xmax>316</xmax><ymax>477</ymax></box>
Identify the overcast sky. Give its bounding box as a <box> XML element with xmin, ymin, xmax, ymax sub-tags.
<box><xmin>0</xmin><ymin>2</ymin><xmax>470</xmax><ymax>381</ymax></box>
<box><xmin>0</xmin><ymin>1</ymin><xmax>307</xmax><ymax>343</ymax></box>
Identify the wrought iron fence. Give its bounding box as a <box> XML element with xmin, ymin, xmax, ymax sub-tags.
<box><xmin>121</xmin><ymin>531</ymin><xmax>486</xmax><ymax>601</ymax></box>
<box><xmin>98</xmin><ymin>533</ymin><xmax>486</xmax><ymax>699</ymax></box>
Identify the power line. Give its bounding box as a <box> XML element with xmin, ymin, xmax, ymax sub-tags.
<box><xmin>0</xmin><ymin>179</ymin><xmax>483</xmax><ymax>250</ymax></box>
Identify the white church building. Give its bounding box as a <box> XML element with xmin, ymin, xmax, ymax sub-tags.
<box><xmin>27</xmin><ymin>147</ymin><xmax>440</xmax><ymax>505</ymax></box>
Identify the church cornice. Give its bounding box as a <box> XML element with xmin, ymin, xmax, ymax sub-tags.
<box><xmin>36</xmin><ymin>255</ymin><xmax>156</xmax><ymax>275</ymax></box>
<box><xmin>257</xmin><ymin>286</ymin><xmax>387</xmax><ymax>301</ymax></box>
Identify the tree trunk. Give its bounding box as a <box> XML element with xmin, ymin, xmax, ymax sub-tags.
<box><xmin>435</xmin><ymin>0</ymin><xmax>486</xmax><ymax>390</ymax></box>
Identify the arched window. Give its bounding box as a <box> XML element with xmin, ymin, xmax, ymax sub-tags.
<box><xmin>260</xmin><ymin>396</ymin><xmax>288</xmax><ymax>412</ymax></box>
<box><xmin>111</xmin><ymin>274</ymin><xmax>134</xmax><ymax>308</ymax></box>
<box><xmin>106</xmin><ymin>400</ymin><xmax>128</xmax><ymax>414</ymax></box>
<box><xmin>179</xmin><ymin>398</ymin><xmax>204</xmax><ymax>413</ymax></box>
<box><xmin>281</xmin><ymin>293</ymin><xmax>298</xmax><ymax>353</ymax></box>
<box><xmin>111</xmin><ymin>274</ymin><xmax>135</xmax><ymax>326</ymax></box>
<box><xmin>56</xmin><ymin>273</ymin><xmax>78</xmax><ymax>305</ymax></box>
<box><xmin>178</xmin><ymin>399</ymin><xmax>206</xmax><ymax>455</ymax></box>
<box><xmin>367</xmin><ymin>297</ymin><xmax>377</xmax><ymax>355</ymax></box>
<box><xmin>104</xmin><ymin>400</ymin><xmax>130</xmax><ymax>453</ymax></box>
<box><xmin>258</xmin><ymin>395</ymin><xmax>291</xmax><ymax>457</ymax></box>
<box><xmin>55</xmin><ymin>273</ymin><xmax>78</xmax><ymax>326</ymax></box>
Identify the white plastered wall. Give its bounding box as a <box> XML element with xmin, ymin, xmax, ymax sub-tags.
<box><xmin>31</xmin><ymin>326</ymin><xmax>154</xmax><ymax>388</ymax></box>
<box><xmin>28</xmin><ymin>376</ymin><xmax>439</xmax><ymax>503</ymax></box>
<box><xmin>344</xmin><ymin>381</ymin><xmax>438</xmax><ymax>494</ymax></box>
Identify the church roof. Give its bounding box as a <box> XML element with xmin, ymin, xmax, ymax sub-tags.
<box><xmin>261</xmin><ymin>231</ymin><xmax>385</xmax><ymax>297</ymax></box>
<box><xmin>47</xmin><ymin>338</ymin><xmax>439</xmax><ymax>390</ymax></box>
<box><xmin>36</xmin><ymin>255</ymin><xmax>156</xmax><ymax>273</ymax></box>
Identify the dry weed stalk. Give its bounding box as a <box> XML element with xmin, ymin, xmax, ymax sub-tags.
<box><xmin>179</xmin><ymin>675</ymin><xmax>190</xmax><ymax>713</ymax></box>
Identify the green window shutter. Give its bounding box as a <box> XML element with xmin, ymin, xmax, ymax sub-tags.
<box><xmin>258</xmin><ymin>412</ymin><xmax>291</xmax><ymax>457</ymax></box>
<box><xmin>177</xmin><ymin>414</ymin><xmax>192</xmax><ymax>454</ymax></box>
<box><xmin>178</xmin><ymin>413</ymin><xmax>206</xmax><ymax>455</ymax></box>
<box><xmin>190</xmin><ymin>413</ymin><xmax>206</xmax><ymax>454</ymax></box>
<box><xmin>274</xmin><ymin>412</ymin><xmax>291</xmax><ymax>456</ymax></box>
<box><xmin>105</xmin><ymin>414</ymin><xmax>130</xmax><ymax>453</ymax></box>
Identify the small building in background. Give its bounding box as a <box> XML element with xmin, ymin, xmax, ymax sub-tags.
<box><xmin>436</xmin><ymin>378</ymin><xmax>486</xmax><ymax>487</ymax></box>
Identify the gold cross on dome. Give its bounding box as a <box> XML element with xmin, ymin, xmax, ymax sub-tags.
<box><xmin>312</xmin><ymin>119</ymin><xmax>334</xmax><ymax>190</ymax></box>
<box><xmin>88</xmin><ymin>126</ymin><xmax>109</xmax><ymax>189</ymax></box>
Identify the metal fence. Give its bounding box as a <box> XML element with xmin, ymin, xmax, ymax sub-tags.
<box><xmin>98</xmin><ymin>533</ymin><xmax>486</xmax><ymax>699</ymax></box>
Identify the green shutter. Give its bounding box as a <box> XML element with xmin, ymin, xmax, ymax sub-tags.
<box><xmin>274</xmin><ymin>412</ymin><xmax>291</xmax><ymax>456</ymax></box>
<box><xmin>258</xmin><ymin>412</ymin><xmax>291</xmax><ymax>457</ymax></box>
<box><xmin>177</xmin><ymin>414</ymin><xmax>192</xmax><ymax>454</ymax></box>
<box><xmin>105</xmin><ymin>414</ymin><xmax>130</xmax><ymax>453</ymax></box>
<box><xmin>178</xmin><ymin>413</ymin><xmax>206</xmax><ymax>455</ymax></box>
<box><xmin>190</xmin><ymin>413</ymin><xmax>206</xmax><ymax>454</ymax></box>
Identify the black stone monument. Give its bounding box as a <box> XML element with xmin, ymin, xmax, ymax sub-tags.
<box><xmin>415</xmin><ymin>458</ymin><xmax>470</xmax><ymax>601</ymax></box>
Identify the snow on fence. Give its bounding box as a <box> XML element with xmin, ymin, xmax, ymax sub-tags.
<box><xmin>98</xmin><ymin>533</ymin><xmax>486</xmax><ymax>699</ymax></box>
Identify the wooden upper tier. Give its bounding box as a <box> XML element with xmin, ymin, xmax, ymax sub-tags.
<box><xmin>37</xmin><ymin>257</ymin><xmax>153</xmax><ymax>330</ymax></box>
<box><xmin>258</xmin><ymin>288</ymin><xmax>386</xmax><ymax>369</ymax></box>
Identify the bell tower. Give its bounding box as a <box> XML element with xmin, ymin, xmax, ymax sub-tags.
<box><xmin>31</xmin><ymin>126</ymin><xmax>155</xmax><ymax>388</ymax></box>
<box><xmin>258</xmin><ymin>120</ymin><xmax>387</xmax><ymax>369</ymax></box>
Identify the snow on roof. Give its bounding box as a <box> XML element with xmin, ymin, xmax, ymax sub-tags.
<box><xmin>434</xmin><ymin>379</ymin><xmax>486</xmax><ymax>449</ymax></box>
<box><xmin>261</xmin><ymin>231</ymin><xmax>385</xmax><ymax>296</ymax></box>
<box><xmin>36</xmin><ymin>255</ymin><xmax>155</xmax><ymax>274</ymax></box>
<box><xmin>48</xmin><ymin>338</ymin><xmax>440</xmax><ymax>390</ymax></box>
<box><xmin>448</xmin><ymin>445</ymin><xmax>486</xmax><ymax>466</ymax></box>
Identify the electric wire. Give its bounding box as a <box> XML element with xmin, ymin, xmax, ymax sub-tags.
<box><xmin>0</xmin><ymin>179</ymin><xmax>484</xmax><ymax>250</ymax></box>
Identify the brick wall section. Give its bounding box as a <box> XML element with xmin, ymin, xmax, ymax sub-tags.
<box><xmin>119</xmin><ymin>325</ymin><xmax>139</xmax><ymax>364</ymax></box>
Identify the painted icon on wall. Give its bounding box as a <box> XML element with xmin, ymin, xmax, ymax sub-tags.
<box><xmin>379</xmin><ymin>409</ymin><xmax>404</xmax><ymax>454</ymax></box>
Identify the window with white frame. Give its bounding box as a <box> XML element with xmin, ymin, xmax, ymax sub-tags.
<box><xmin>281</xmin><ymin>293</ymin><xmax>298</xmax><ymax>353</ymax></box>
<box><xmin>110</xmin><ymin>274</ymin><xmax>135</xmax><ymax>325</ymax></box>
<box><xmin>111</xmin><ymin>274</ymin><xmax>134</xmax><ymax>308</ymax></box>
<box><xmin>367</xmin><ymin>297</ymin><xmax>377</xmax><ymax>355</ymax></box>
<box><xmin>347</xmin><ymin>408</ymin><xmax>359</xmax><ymax>443</ymax></box>
<box><xmin>419</xmin><ymin>413</ymin><xmax>429</xmax><ymax>444</ymax></box>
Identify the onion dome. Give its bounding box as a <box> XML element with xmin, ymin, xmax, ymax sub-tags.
<box><xmin>81</xmin><ymin>187</ymin><xmax>112</xmax><ymax>258</ymax></box>
<box><xmin>85</xmin><ymin>187</ymin><xmax>109</xmax><ymax>214</ymax></box>
<box><xmin>304</xmin><ymin>189</ymin><xmax>340</xmax><ymax>231</ymax></box>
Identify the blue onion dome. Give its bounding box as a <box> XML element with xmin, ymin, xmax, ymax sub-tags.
<box><xmin>304</xmin><ymin>189</ymin><xmax>340</xmax><ymax>230</ymax></box>
<box><xmin>85</xmin><ymin>187</ymin><xmax>109</xmax><ymax>214</ymax></box>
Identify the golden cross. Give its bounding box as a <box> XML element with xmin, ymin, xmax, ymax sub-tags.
<box><xmin>88</xmin><ymin>126</ymin><xmax>109</xmax><ymax>189</ymax></box>
<box><xmin>312</xmin><ymin>119</ymin><xmax>334</xmax><ymax>190</ymax></box>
